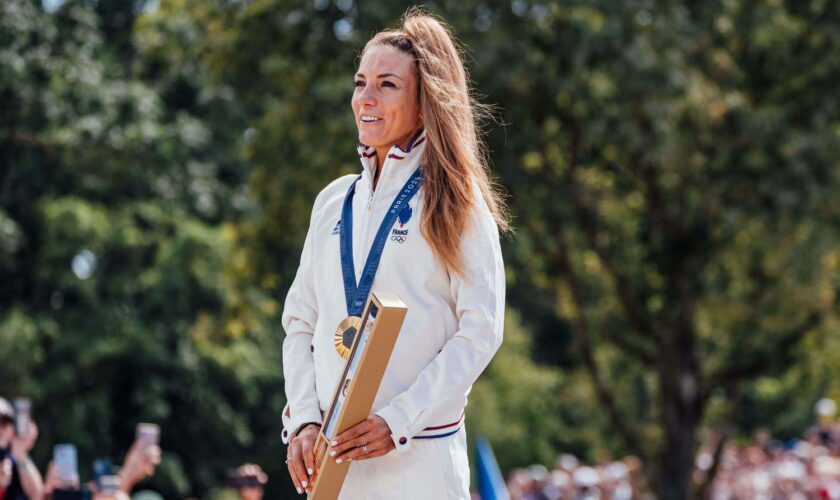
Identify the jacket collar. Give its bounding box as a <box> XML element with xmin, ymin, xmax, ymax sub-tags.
<box><xmin>355</xmin><ymin>128</ymin><xmax>426</xmax><ymax>199</ymax></box>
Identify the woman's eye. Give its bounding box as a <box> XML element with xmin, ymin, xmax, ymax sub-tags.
<box><xmin>354</xmin><ymin>80</ymin><xmax>365</xmax><ymax>88</ymax></box>
<box><xmin>382</xmin><ymin>81</ymin><xmax>396</xmax><ymax>88</ymax></box>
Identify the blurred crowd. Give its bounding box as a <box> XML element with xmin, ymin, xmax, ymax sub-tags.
<box><xmin>703</xmin><ymin>398</ymin><xmax>840</xmax><ymax>499</ymax></box>
<box><xmin>0</xmin><ymin>396</ymin><xmax>267</xmax><ymax>500</ymax></box>
<box><xmin>6</xmin><ymin>391</ymin><xmax>839</xmax><ymax>499</ymax></box>
<box><xmin>506</xmin><ymin>454</ymin><xmax>642</xmax><ymax>500</ymax></box>
<box><xmin>507</xmin><ymin>398</ymin><xmax>840</xmax><ymax>500</ymax></box>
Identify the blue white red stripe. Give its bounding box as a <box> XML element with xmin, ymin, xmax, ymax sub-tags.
<box><xmin>413</xmin><ymin>410</ymin><xmax>465</xmax><ymax>439</ymax></box>
<box><xmin>356</xmin><ymin>128</ymin><xmax>427</xmax><ymax>178</ymax></box>
<box><xmin>356</xmin><ymin>128</ymin><xmax>426</xmax><ymax>158</ymax></box>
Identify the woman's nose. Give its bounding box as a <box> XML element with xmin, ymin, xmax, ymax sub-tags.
<box><xmin>358</xmin><ymin>85</ymin><xmax>377</xmax><ymax>104</ymax></box>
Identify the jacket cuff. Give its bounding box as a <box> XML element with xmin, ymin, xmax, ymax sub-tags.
<box><xmin>374</xmin><ymin>405</ymin><xmax>413</xmax><ymax>453</ymax></box>
<box><xmin>282</xmin><ymin>402</ymin><xmax>323</xmax><ymax>445</ymax></box>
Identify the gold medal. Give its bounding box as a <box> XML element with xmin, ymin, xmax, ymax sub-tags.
<box><xmin>334</xmin><ymin>316</ymin><xmax>362</xmax><ymax>359</ymax></box>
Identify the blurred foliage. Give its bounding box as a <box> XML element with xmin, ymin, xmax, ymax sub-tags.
<box><xmin>1</xmin><ymin>0</ymin><xmax>276</xmax><ymax>497</ymax></box>
<box><xmin>1</xmin><ymin>0</ymin><xmax>838</xmax><ymax>498</ymax></box>
<box><xmin>467</xmin><ymin>309</ymin><xmax>630</xmax><ymax>473</ymax></box>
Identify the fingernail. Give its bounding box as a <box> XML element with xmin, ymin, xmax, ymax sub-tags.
<box><xmin>336</xmin><ymin>458</ymin><xmax>343</xmax><ymax>464</ymax></box>
<box><xmin>331</xmin><ymin>440</ymin><xmax>337</xmax><ymax>446</ymax></box>
<box><xmin>329</xmin><ymin>450</ymin><xmax>336</xmax><ymax>457</ymax></box>
<box><xmin>307</xmin><ymin>468</ymin><xmax>313</xmax><ymax>475</ymax></box>
<box><xmin>302</xmin><ymin>480</ymin><xmax>308</xmax><ymax>487</ymax></box>
<box><xmin>297</xmin><ymin>487</ymin><xmax>302</xmax><ymax>494</ymax></box>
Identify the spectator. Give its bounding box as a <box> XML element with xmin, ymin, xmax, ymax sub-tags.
<box><xmin>229</xmin><ymin>464</ymin><xmax>266</xmax><ymax>500</ymax></box>
<box><xmin>43</xmin><ymin>434</ymin><xmax>160</xmax><ymax>500</ymax></box>
<box><xmin>117</xmin><ymin>437</ymin><xmax>161</xmax><ymax>494</ymax></box>
<box><xmin>807</xmin><ymin>398</ymin><xmax>840</xmax><ymax>453</ymax></box>
<box><xmin>88</xmin><ymin>474</ymin><xmax>131</xmax><ymax>500</ymax></box>
<box><xmin>0</xmin><ymin>398</ymin><xmax>44</xmax><ymax>500</ymax></box>
<box><xmin>505</xmin><ymin>396</ymin><xmax>840</xmax><ymax>499</ymax></box>
<box><xmin>42</xmin><ymin>459</ymin><xmax>80</xmax><ymax>498</ymax></box>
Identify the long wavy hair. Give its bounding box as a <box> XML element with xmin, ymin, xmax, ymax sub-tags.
<box><xmin>362</xmin><ymin>8</ymin><xmax>511</xmax><ymax>277</ymax></box>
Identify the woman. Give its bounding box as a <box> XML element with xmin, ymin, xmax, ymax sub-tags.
<box><xmin>281</xmin><ymin>8</ymin><xmax>509</xmax><ymax>499</ymax></box>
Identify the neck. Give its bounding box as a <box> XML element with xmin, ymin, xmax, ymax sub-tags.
<box><xmin>372</xmin><ymin>128</ymin><xmax>420</xmax><ymax>188</ymax></box>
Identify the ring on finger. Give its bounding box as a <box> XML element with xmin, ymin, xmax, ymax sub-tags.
<box><xmin>362</xmin><ymin>444</ymin><xmax>369</xmax><ymax>455</ymax></box>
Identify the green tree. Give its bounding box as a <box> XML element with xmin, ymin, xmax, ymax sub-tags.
<box><xmin>468</xmin><ymin>309</ymin><xmax>589</xmax><ymax>473</ymax></box>
<box><xmin>471</xmin><ymin>1</ymin><xmax>840</xmax><ymax>497</ymax></box>
<box><xmin>1</xmin><ymin>1</ymin><xmax>282</xmax><ymax>497</ymax></box>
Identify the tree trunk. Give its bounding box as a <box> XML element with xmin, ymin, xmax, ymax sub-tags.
<box><xmin>656</xmin><ymin>329</ymin><xmax>703</xmax><ymax>500</ymax></box>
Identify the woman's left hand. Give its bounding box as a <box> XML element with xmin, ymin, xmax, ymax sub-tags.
<box><xmin>329</xmin><ymin>415</ymin><xmax>395</xmax><ymax>462</ymax></box>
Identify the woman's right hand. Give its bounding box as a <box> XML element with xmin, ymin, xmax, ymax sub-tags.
<box><xmin>286</xmin><ymin>423</ymin><xmax>320</xmax><ymax>494</ymax></box>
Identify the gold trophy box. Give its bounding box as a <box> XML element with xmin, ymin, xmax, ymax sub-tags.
<box><xmin>308</xmin><ymin>292</ymin><xmax>408</xmax><ymax>499</ymax></box>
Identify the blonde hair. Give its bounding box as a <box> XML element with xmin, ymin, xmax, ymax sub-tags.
<box><xmin>362</xmin><ymin>7</ymin><xmax>511</xmax><ymax>277</ymax></box>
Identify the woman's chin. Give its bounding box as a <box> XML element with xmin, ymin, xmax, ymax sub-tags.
<box><xmin>358</xmin><ymin>130</ymin><xmax>391</xmax><ymax>148</ymax></box>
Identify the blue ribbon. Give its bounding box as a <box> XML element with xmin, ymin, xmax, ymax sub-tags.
<box><xmin>340</xmin><ymin>167</ymin><xmax>423</xmax><ymax>316</ymax></box>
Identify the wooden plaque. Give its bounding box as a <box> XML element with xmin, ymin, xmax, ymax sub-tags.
<box><xmin>307</xmin><ymin>292</ymin><xmax>408</xmax><ymax>499</ymax></box>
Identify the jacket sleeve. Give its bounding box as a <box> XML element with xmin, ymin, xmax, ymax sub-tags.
<box><xmin>374</xmin><ymin>193</ymin><xmax>506</xmax><ymax>452</ymax></box>
<box><xmin>281</xmin><ymin>192</ymin><xmax>326</xmax><ymax>445</ymax></box>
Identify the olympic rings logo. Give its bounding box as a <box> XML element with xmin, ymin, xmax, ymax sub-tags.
<box><xmin>391</xmin><ymin>235</ymin><xmax>408</xmax><ymax>243</ymax></box>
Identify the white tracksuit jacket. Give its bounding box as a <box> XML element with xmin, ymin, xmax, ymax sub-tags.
<box><xmin>281</xmin><ymin>129</ymin><xmax>506</xmax><ymax>499</ymax></box>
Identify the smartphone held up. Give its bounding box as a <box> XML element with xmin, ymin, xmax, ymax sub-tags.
<box><xmin>135</xmin><ymin>423</ymin><xmax>159</xmax><ymax>447</ymax></box>
<box><xmin>13</xmin><ymin>398</ymin><xmax>31</xmax><ymax>438</ymax></box>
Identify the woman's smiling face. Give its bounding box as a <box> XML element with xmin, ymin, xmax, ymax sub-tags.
<box><xmin>352</xmin><ymin>44</ymin><xmax>421</xmax><ymax>153</ymax></box>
